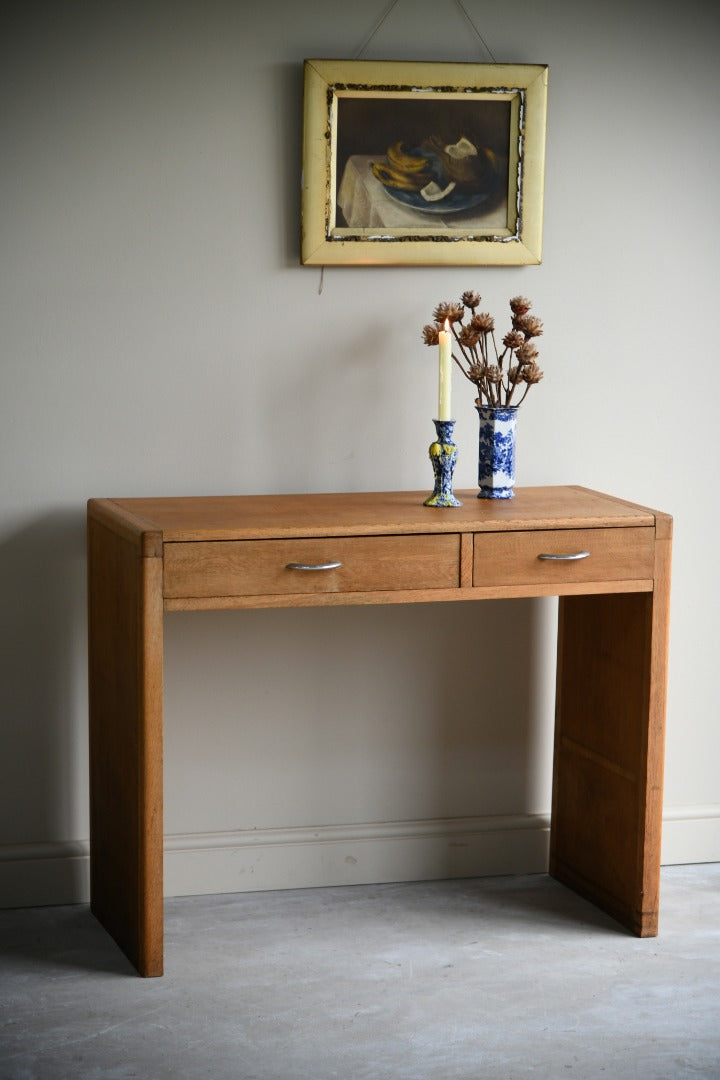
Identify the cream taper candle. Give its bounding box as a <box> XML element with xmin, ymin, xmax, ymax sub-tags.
<box><xmin>437</xmin><ymin>319</ymin><xmax>452</xmax><ymax>420</ymax></box>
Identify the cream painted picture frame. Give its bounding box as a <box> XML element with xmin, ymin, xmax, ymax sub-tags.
<box><xmin>301</xmin><ymin>59</ymin><xmax>548</xmax><ymax>267</ymax></box>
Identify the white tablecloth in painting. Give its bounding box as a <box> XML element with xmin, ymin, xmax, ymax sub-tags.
<box><xmin>337</xmin><ymin>155</ymin><xmax>507</xmax><ymax>231</ymax></box>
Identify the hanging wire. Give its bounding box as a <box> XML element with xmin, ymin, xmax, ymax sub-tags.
<box><xmin>355</xmin><ymin>0</ymin><xmax>497</xmax><ymax>63</ymax></box>
<box><xmin>354</xmin><ymin>0</ymin><xmax>403</xmax><ymax>59</ymax></box>
<box><xmin>318</xmin><ymin>0</ymin><xmax>496</xmax><ymax>293</ymax></box>
<box><xmin>455</xmin><ymin>0</ymin><xmax>498</xmax><ymax>62</ymax></box>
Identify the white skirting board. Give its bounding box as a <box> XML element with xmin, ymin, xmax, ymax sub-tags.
<box><xmin>2</xmin><ymin>806</ymin><xmax>719</xmax><ymax>909</ymax></box>
<box><xmin>162</xmin><ymin>814</ymin><xmax>552</xmax><ymax>898</ymax></box>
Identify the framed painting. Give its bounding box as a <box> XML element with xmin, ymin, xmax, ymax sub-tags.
<box><xmin>301</xmin><ymin>59</ymin><xmax>548</xmax><ymax>267</ymax></box>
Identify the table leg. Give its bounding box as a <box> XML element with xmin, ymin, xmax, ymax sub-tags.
<box><xmin>88</xmin><ymin>518</ymin><xmax>164</xmax><ymax>975</ymax></box>
<box><xmin>550</xmin><ymin>547</ymin><xmax>670</xmax><ymax>935</ymax></box>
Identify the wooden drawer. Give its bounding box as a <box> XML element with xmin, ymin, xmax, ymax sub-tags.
<box><xmin>473</xmin><ymin>527</ymin><xmax>655</xmax><ymax>587</ymax></box>
<box><xmin>164</xmin><ymin>533</ymin><xmax>460</xmax><ymax>599</ymax></box>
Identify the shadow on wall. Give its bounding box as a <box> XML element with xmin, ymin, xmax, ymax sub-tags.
<box><xmin>278</xmin><ymin>60</ymin><xmax>305</xmax><ymax>268</ymax></box>
<box><xmin>435</xmin><ymin>596</ymin><xmax>554</xmax><ymax>796</ymax></box>
<box><xmin>431</xmin><ymin>596</ymin><xmax>556</xmax><ymax>879</ymax></box>
<box><xmin>0</xmin><ymin>509</ymin><xmax>89</xmax><ymax>905</ymax></box>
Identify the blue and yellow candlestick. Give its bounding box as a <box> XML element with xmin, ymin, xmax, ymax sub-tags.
<box><xmin>424</xmin><ymin>419</ymin><xmax>462</xmax><ymax>507</ymax></box>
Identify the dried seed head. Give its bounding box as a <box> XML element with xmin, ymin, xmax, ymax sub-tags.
<box><xmin>460</xmin><ymin>325</ymin><xmax>481</xmax><ymax>347</ymax></box>
<box><xmin>471</xmin><ymin>312</ymin><xmax>495</xmax><ymax>333</ymax></box>
<box><xmin>503</xmin><ymin>330</ymin><xmax>525</xmax><ymax>350</ymax></box>
<box><xmin>509</xmin><ymin>295</ymin><xmax>532</xmax><ymax>316</ymax></box>
<box><xmin>422</xmin><ymin>324</ymin><xmax>440</xmax><ymax>346</ymax></box>
<box><xmin>521</xmin><ymin>362</ymin><xmax>544</xmax><ymax>385</ymax></box>
<box><xmin>461</xmin><ymin>290</ymin><xmax>481</xmax><ymax>311</ymax></box>
<box><xmin>516</xmin><ymin>342</ymin><xmax>539</xmax><ymax>364</ymax></box>
<box><xmin>514</xmin><ymin>314</ymin><xmax>544</xmax><ymax>339</ymax></box>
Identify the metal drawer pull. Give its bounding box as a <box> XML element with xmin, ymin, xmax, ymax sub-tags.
<box><xmin>286</xmin><ymin>561</ymin><xmax>342</xmax><ymax>571</ymax></box>
<box><xmin>537</xmin><ymin>551</ymin><xmax>590</xmax><ymax>562</ymax></box>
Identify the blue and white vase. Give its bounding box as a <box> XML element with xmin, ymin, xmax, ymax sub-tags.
<box><xmin>476</xmin><ymin>405</ymin><xmax>518</xmax><ymax>499</ymax></box>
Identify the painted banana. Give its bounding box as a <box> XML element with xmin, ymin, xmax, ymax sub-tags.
<box><xmin>371</xmin><ymin>161</ymin><xmax>431</xmax><ymax>191</ymax></box>
<box><xmin>385</xmin><ymin>141</ymin><xmax>429</xmax><ymax>173</ymax></box>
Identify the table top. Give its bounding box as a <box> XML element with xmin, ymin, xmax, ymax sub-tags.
<box><xmin>88</xmin><ymin>486</ymin><xmax>669</xmax><ymax>556</ymax></box>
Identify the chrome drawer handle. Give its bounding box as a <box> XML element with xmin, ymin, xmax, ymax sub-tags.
<box><xmin>286</xmin><ymin>561</ymin><xmax>343</xmax><ymax>572</ymax></box>
<box><xmin>537</xmin><ymin>551</ymin><xmax>590</xmax><ymax>562</ymax></box>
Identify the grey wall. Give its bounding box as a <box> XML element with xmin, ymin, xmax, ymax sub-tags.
<box><xmin>2</xmin><ymin>0</ymin><xmax>719</xmax><ymax>906</ymax></box>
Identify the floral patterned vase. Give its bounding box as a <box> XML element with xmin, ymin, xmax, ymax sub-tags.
<box><xmin>476</xmin><ymin>405</ymin><xmax>518</xmax><ymax>499</ymax></box>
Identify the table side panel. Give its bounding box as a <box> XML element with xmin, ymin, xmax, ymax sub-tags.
<box><xmin>637</xmin><ymin>529</ymin><xmax>673</xmax><ymax>931</ymax></box>
<box><xmin>87</xmin><ymin>518</ymin><xmax>164</xmax><ymax>976</ymax></box>
<box><xmin>551</xmin><ymin>592</ymin><xmax>655</xmax><ymax>933</ymax></box>
<box><xmin>550</xmin><ymin>515</ymin><xmax>671</xmax><ymax>937</ymax></box>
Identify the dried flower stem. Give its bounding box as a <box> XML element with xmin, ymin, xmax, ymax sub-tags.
<box><xmin>451</xmin><ymin>351</ymin><xmax>473</xmax><ymax>382</ymax></box>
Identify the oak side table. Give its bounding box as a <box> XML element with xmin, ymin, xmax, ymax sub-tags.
<box><xmin>87</xmin><ymin>486</ymin><xmax>672</xmax><ymax>976</ymax></box>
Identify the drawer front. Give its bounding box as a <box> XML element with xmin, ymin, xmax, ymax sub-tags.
<box><xmin>164</xmin><ymin>534</ymin><xmax>460</xmax><ymax>598</ymax></box>
<box><xmin>473</xmin><ymin>527</ymin><xmax>655</xmax><ymax>587</ymax></box>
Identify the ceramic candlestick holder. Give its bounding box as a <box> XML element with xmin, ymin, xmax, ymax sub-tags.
<box><xmin>424</xmin><ymin>419</ymin><xmax>462</xmax><ymax>507</ymax></box>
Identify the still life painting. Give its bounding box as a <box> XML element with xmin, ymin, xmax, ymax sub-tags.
<box><xmin>302</xmin><ymin>59</ymin><xmax>548</xmax><ymax>266</ymax></box>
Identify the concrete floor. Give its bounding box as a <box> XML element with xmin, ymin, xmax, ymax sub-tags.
<box><xmin>1</xmin><ymin>865</ymin><xmax>719</xmax><ymax>1080</ymax></box>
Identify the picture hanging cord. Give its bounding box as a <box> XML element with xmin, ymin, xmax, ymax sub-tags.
<box><xmin>455</xmin><ymin>0</ymin><xmax>497</xmax><ymax>63</ymax></box>
<box><xmin>354</xmin><ymin>0</ymin><xmax>497</xmax><ymax>61</ymax></box>
<box><xmin>353</xmin><ymin>0</ymin><xmax>401</xmax><ymax>60</ymax></box>
<box><xmin>318</xmin><ymin>0</ymin><xmax>497</xmax><ymax>294</ymax></box>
